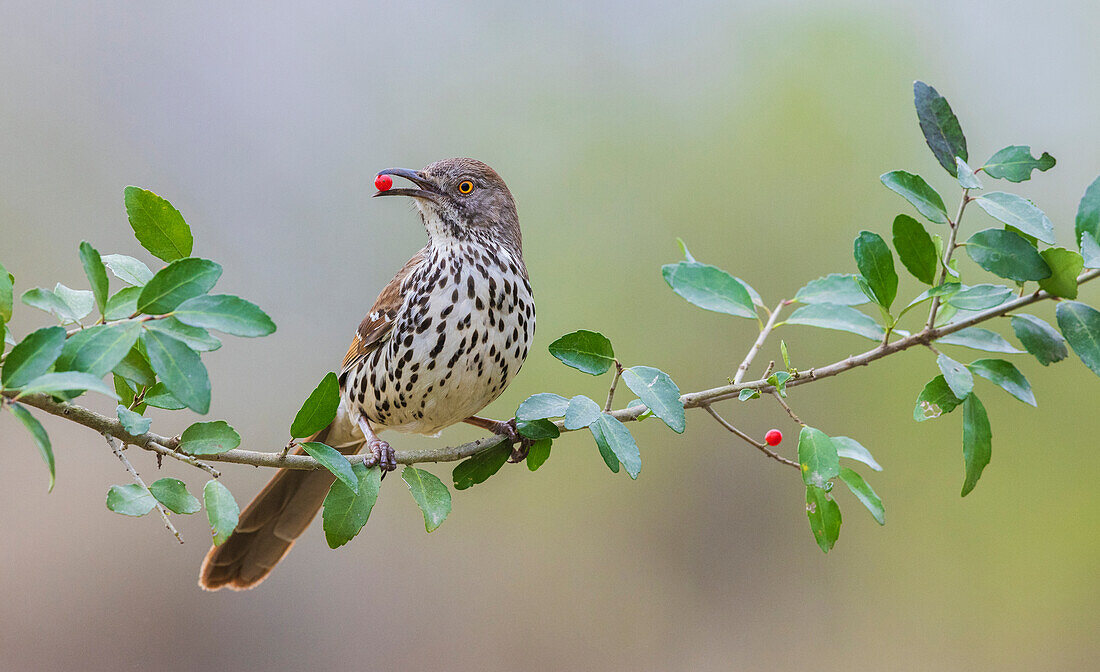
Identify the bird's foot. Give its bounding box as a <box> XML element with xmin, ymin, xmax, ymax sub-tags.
<box><xmin>491</xmin><ymin>418</ymin><xmax>534</xmax><ymax>463</ymax></box>
<box><xmin>363</xmin><ymin>438</ymin><xmax>397</xmax><ymax>472</ymax></box>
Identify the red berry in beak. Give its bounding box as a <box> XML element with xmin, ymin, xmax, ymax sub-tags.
<box><xmin>374</xmin><ymin>174</ymin><xmax>393</xmax><ymax>191</ymax></box>
<box><xmin>765</xmin><ymin>429</ymin><xmax>783</xmax><ymax>446</ymax></box>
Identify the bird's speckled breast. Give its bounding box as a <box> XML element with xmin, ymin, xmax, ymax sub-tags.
<box><xmin>344</xmin><ymin>239</ymin><xmax>534</xmax><ymax>435</ymax></box>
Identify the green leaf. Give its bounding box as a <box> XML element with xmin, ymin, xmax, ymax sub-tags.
<box><xmin>144</xmin><ymin>317</ymin><xmax>221</xmax><ymax>352</ymax></box>
<box><xmin>786</xmin><ymin>303</ymin><xmax>884</xmax><ymax>341</ymax></box>
<box><xmin>805</xmin><ymin>486</ymin><xmax>842</xmax><ymax>553</ymax></box>
<box><xmin>401</xmin><ymin>466</ymin><xmax>452</xmax><ymax>532</ymax></box>
<box><xmin>516</xmin><ymin>418</ymin><xmax>560</xmax><ymax>440</ymax></box>
<box><xmin>767</xmin><ymin>370</ymin><xmax>791</xmax><ymax>398</ymax></box>
<box><xmin>56</xmin><ymin>322</ymin><xmax>142</xmax><ymax>377</ymax></box>
<box><xmin>179</xmin><ymin>420</ymin><xmax>241</xmax><ymax>455</ymax></box>
<box><xmin>291</xmin><ymin>372</ymin><xmax>341</xmax><ymax>438</ymax></box>
<box><xmin>9</xmin><ymin>403</ymin><xmax>54</xmax><ymax>491</ymax></box>
<box><xmin>972</xmin><ymin>192</ymin><xmax>1056</xmax><ymax>245</ymax></box>
<box><xmin>15</xmin><ymin>371</ymin><xmax>118</xmax><ymax>400</ymax></box>
<box><xmin>798</xmin><ymin>426</ymin><xmax>839</xmax><ymax>490</ymax></box>
<box><xmin>1037</xmin><ymin>247</ymin><xmax>1084</xmax><ymax>299</ymax></box>
<box><xmin>1077</xmin><ymin>176</ymin><xmax>1100</xmax><ymax>248</ymax></box>
<box><xmin>563</xmin><ymin>394</ymin><xmax>602</xmax><ymax>430</ymax></box>
<box><xmin>982</xmin><ymin>146</ymin><xmax>1055</xmax><ymax>183</ymax></box>
<box><xmin>113</xmin><ymin>375</ymin><xmax>141</xmax><ymax>412</ymax></box>
<box><xmin>1011</xmin><ymin>314</ymin><xmax>1068</xmax><ymax>366</ymax></box>
<box><xmin>938</xmin><ymin>327</ymin><xmax>1023</xmax><ymax>353</ymax></box>
<box><xmin>103</xmin><ymin>286</ymin><xmax>142</xmax><ymax>320</ymax></box>
<box><xmin>914</xmin><ymin>375</ymin><xmax>964</xmax><ymax>421</ymax></box>
<box><xmin>79</xmin><ymin>241</ymin><xmax>110</xmax><ymax>314</ymax></box>
<box><xmin>902</xmin><ymin>282</ymin><xmax>962</xmax><ymax>316</ymax></box>
<box><xmin>21</xmin><ymin>287</ymin><xmax>83</xmax><ymax>323</ymax></box>
<box><xmin>965</xmin><ymin>229</ymin><xmax>1051</xmax><ymax>282</ymax></box>
<box><xmin>738</xmin><ymin>388</ymin><xmax>760</xmax><ymax>401</ymax></box>
<box><xmin>967</xmin><ymin>359</ymin><xmax>1036</xmax><ymax>406</ymax></box>
<box><xmin>662</xmin><ymin>260</ymin><xmax>757</xmax><ymax>318</ymax></box>
<box><xmin>53</xmin><ymin>283</ymin><xmax>95</xmax><ymax>322</ymax></box>
<box><xmin>322</xmin><ymin>464</ymin><xmax>382</xmax><ymax>548</ymax></box>
<box><xmin>945</xmin><ymin>284</ymin><xmax>1012</xmax><ymax>311</ymax></box>
<box><xmin>955</xmin><ymin>157</ymin><xmax>982</xmax><ymax>190</ymax></box>
<box><xmin>588</xmin><ymin>413</ymin><xmax>641</xmax><ymax>479</ymax></box>
<box><xmin>116</xmin><ymin>404</ymin><xmax>152</xmax><ymax>435</ymax></box>
<box><xmin>452</xmin><ymin>439</ymin><xmax>511</xmax><ymax>490</ymax></box>
<box><xmin>1</xmin><ymin>326</ymin><xmax>66</xmax><ymax>389</ymax></box>
<box><xmin>676</xmin><ymin>237</ymin><xmax>696</xmax><ymax>261</ymax></box>
<box><xmin>936</xmin><ymin>352</ymin><xmax>974</xmax><ymax>399</ymax></box>
<box><xmin>124</xmin><ymin>187</ymin><xmax>193</xmax><ymax>262</ymax></box>
<box><xmin>1056</xmin><ymin>301</ymin><xmax>1100</xmax><ymax>376</ymax></box>
<box><xmin>547</xmin><ymin>330</ymin><xmax>615</xmax><ymax>375</ymax></box>
<box><xmin>112</xmin><ymin>345</ymin><xmax>156</xmax><ymax>387</ymax></box>
<box><xmin>204</xmin><ymin>479</ymin><xmax>240</xmax><ymax>546</ymax></box>
<box><xmin>880</xmin><ymin>171</ymin><xmax>949</xmax><ymax>224</ymax></box>
<box><xmin>106</xmin><ymin>483</ymin><xmax>156</xmax><ymax>516</ymax></box>
<box><xmin>619</xmin><ymin>365</ymin><xmax>685</xmax><ymax>433</ymax></box>
<box><xmin>892</xmin><ymin>215</ymin><xmax>938</xmax><ymax>285</ymax></box>
<box><xmin>961</xmin><ymin>394</ymin><xmax>992</xmax><ymax>496</ymax></box>
<box><xmin>174</xmin><ymin>294</ymin><xmax>276</xmax><ymax>338</ymax></box>
<box><xmin>515</xmin><ymin>393</ymin><xmax>570</xmax><ymax>421</ymax></box>
<box><xmin>149</xmin><ymin>478</ymin><xmax>201</xmax><ymax>514</ymax></box>
<box><xmin>853</xmin><ymin>231</ymin><xmax>898</xmax><ymax>309</ymax></box>
<box><xmin>300</xmin><ymin>441</ymin><xmax>359</xmax><ymax>494</ymax></box>
<box><xmin>101</xmin><ymin>254</ymin><xmax>154</xmax><ymax>286</ymax></box>
<box><xmin>832</xmin><ymin>436</ymin><xmax>882</xmax><ymax>471</ymax></box>
<box><xmin>794</xmin><ymin>274</ymin><xmax>869</xmax><ymax>306</ymax></box>
<box><xmin>735</xmin><ymin>276</ymin><xmax>765</xmax><ymax>308</ymax></box>
<box><xmin>1080</xmin><ymin>232</ymin><xmax>1100</xmax><ymax>269</ymax></box>
<box><xmin>141</xmin><ymin>330</ymin><xmax>211</xmax><ymax>413</ymax></box>
<box><xmin>0</xmin><ymin>261</ymin><xmax>12</xmax><ymax>322</ymax></box>
<box><xmin>526</xmin><ymin>438</ymin><xmax>552</xmax><ymax>471</ymax></box>
<box><xmin>137</xmin><ymin>258</ymin><xmax>222</xmax><ymax>314</ymax></box>
<box><xmin>914</xmin><ymin>81</ymin><xmax>967</xmax><ymax>176</ymax></box>
<box><xmin>838</xmin><ymin>467</ymin><xmax>885</xmax><ymax>524</ymax></box>
<box><xmin>142</xmin><ymin>382</ymin><xmax>187</xmax><ymax>410</ymax></box>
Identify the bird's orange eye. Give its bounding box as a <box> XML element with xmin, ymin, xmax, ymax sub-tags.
<box><xmin>458</xmin><ymin>180</ymin><xmax>475</xmax><ymax>194</ymax></box>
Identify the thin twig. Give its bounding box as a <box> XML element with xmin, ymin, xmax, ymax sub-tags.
<box><xmin>147</xmin><ymin>441</ymin><xmax>220</xmax><ymax>478</ymax></box>
<box><xmin>702</xmin><ymin>404</ymin><xmax>800</xmax><ymax>468</ymax></box>
<box><xmin>604</xmin><ymin>360</ymin><xmax>624</xmax><ymax>412</ymax></box>
<box><xmin>772</xmin><ymin>393</ymin><xmax>804</xmax><ymax>425</ymax></box>
<box><xmin>928</xmin><ymin>189</ymin><xmax>972</xmax><ymax>328</ymax></box>
<box><xmin>105</xmin><ymin>434</ymin><xmax>183</xmax><ymax>544</ymax></box>
<box><xmin>735</xmin><ymin>300</ymin><xmax>786</xmax><ymax>384</ymax></box>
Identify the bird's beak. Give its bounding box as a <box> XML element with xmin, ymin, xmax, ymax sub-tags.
<box><xmin>373</xmin><ymin>168</ymin><xmax>438</xmax><ymax>200</ymax></box>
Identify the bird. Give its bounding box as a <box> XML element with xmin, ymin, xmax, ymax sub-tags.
<box><xmin>199</xmin><ymin>158</ymin><xmax>535</xmax><ymax>591</ymax></box>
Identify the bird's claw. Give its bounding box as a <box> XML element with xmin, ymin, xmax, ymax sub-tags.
<box><xmin>364</xmin><ymin>438</ymin><xmax>397</xmax><ymax>472</ymax></box>
<box><xmin>497</xmin><ymin>418</ymin><xmax>535</xmax><ymax>463</ymax></box>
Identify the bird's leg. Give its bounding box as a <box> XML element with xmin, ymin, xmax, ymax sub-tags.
<box><xmin>463</xmin><ymin>415</ymin><xmax>533</xmax><ymax>463</ymax></box>
<box><xmin>357</xmin><ymin>416</ymin><xmax>397</xmax><ymax>472</ymax></box>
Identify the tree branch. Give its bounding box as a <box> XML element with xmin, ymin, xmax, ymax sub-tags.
<box><xmin>5</xmin><ymin>268</ymin><xmax>1097</xmax><ymax>472</ymax></box>
<box><xmin>735</xmin><ymin>300</ymin><xmax>786</xmax><ymax>384</ymax></box>
<box><xmin>106</xmin><ymin>433</ymin><xmax>183</xmax><ymax>543</ymax></box>
<box><xmin>702</xmin><ymin>404</ymin><xmax>800</xmax><ymax>468</ymax></box>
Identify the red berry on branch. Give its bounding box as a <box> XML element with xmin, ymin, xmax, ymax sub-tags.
<box><xmin>765</xmin><ymin>429</ymin><xmax>783</xmax><ymax>446</ymax></box>
<box><xmin>374</xmin><ymin>174</ymin><xmax>393</xmax><ymax>191</ymax></box>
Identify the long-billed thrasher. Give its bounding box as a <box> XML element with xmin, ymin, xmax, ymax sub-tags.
<box><xmin>199</xmin><ymin>158</ymin><xmax>535</xmax><ymax>590</ymax></box>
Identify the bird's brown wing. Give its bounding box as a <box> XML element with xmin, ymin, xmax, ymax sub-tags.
<box><xmin>340</xmin><ymin>247</ymin><xmax>428</xmax><ymax>377</ymax></box>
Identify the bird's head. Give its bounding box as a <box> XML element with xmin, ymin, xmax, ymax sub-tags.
<box><xmin>373</xmin><ymin>158</ymin><xmax>520</xmax><ymax>250</ymax></box>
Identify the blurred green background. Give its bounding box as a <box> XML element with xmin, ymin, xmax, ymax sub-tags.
<box><xmin>1</xmin><ymin>2</ymin><xmax>1097</xmax><ymax>670</ymax></box>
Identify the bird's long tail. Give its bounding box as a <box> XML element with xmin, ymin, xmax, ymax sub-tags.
<box><xmin>198</xmin><ymin>408</ymin><xmax>363</xmax><ymax>591</ymax></box>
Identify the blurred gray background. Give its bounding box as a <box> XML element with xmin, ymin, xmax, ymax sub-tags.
<box><xmin>1</xmin><ymin>1</ymin><xmax>1098</xmax><ymax>670</ymax></box>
